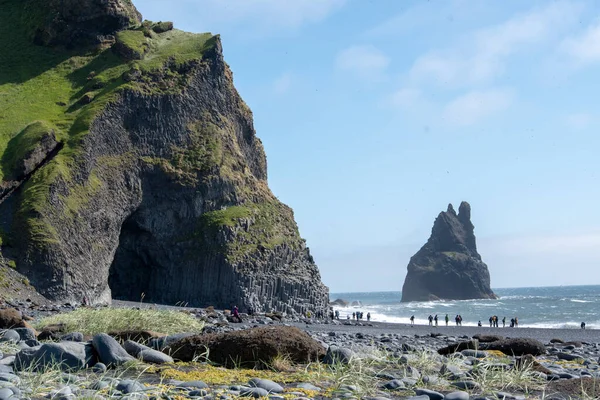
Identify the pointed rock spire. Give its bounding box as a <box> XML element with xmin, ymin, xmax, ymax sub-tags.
<box><xmin>401</xmin><ymin>201</ymin><xmax>496</xmax><ymax>302</ymax></box>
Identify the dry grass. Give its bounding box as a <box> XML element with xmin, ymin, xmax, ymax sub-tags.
<box><xmin>35</xmin><ymin>308</ymin><xmax>204</xmax><ymax>335</ymax></box>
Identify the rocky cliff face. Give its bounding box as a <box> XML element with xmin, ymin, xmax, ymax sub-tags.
<box><xmin>401</xmin><ymin>202</ymin><xmax>497</xmax><ymax>302</ymax></box>
<box><xmin>0</xmin><ymin>0</ymin><xmax>328</xmax><ymax>315</ymax></box>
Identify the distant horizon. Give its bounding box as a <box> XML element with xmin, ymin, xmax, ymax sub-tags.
<box><xmin>330</xmin><ymin>283</ymin><xmax>600</xmax><ymax>295</ymax></box>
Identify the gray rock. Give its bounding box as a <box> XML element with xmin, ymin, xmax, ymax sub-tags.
<box><xmin>177</xmin><ymin>380</ymin><xmax>208</xmax><ymax>389</ymax></box>
<box><xmin>0</xmin><ymin>331</ymin><xmax>19</xmax><ymax>344</ymax></box>
<box><xmin>92</xmin><ymin>333</ymin><xmax>134</xmax><ymax>366</ymax></box>
<box><xmin>0</xmin><ymin>374</ymin><xmax>18</xmax><ymax>385</ymax></box>
<box><xmin>13</xmin><ymin>328</ymin><xmax>36</xmax><ymax>341</ymax></box>
<box><xmin>414</xmin><ymin>388</ymin><xmax>444</xmax><ymax>400</ymax></box>
<box><xmin>407</xmin><ymin>396</ymin><xmax>430</xmax><ymax>400</ymax></box>
<box><xmin>123</xmin><ymin>340</ymin><xmax>149</xmax><ymax>357</ymax></box>
<box><xmin>461</xmin><ymin>349</ymin><xmax>487</xmax><ymax>358</ymax></box>
<box><xmin>25</xmin><ymin>339</ymin><xmax>41</xmax><ymax>347</ymax></box>
<box><xmin>402</xmin><ymin>377</ymin><xmax>418</xmax><ymax>386</ymax></box>
<box><xmin>61</xmin><ymin>332</ymin><xmax>84</xmax><ymax>342</ymax></box>
<box><xmin>189</xmin><ymin>389</ymin><xmax>208</xmax><ymax>396</ymax></box>
<box><xmin>248</xmin><ymin>378</ymin><xmax>283</xmax><ymax>393</ymax></box>
<box><xmin>381</xmin><ymin>379</ymin><xmax>405</xmax><ymax>390</ymax></box>
<box><xmin>0</xmin><ymin>366</ymin><xmax>12</xmax><ymax>375</ymax></box>
<box><xmin>557</xmin><ymin>352</ymin><xmax>584</xmax><ymax>361</ymax></box>
<box><xmin>89</xmin><ymin>380</ymin><xmax>110</xmax><ymax>390</ymax></box>
<box><xmin>294</xmin><ymin>382</ymin><xmax>321</xmax><ymax>391</ymax></box>
<box><xmin>452</xmin><ymin>380</ymin><xmax>480</xmax><ymax>390</ymax></box>
<box><xmin>0</xmin><ymin>387</ymin><xmax>18</xmax><ymax>400</ymax></box>
<box><xmin>116</xmin><ymin>379</ymin><xmax>144</xmax><ymax>394</ymax></box>
<box><xmin>15</xmin><ymin>342</ymin><xmax>95</xmax><ymax>371</ymax></box>
<box><xmin>137</xmin><ymin>349</ymin><xmax>173</xmax><ymax>364</ymax></box>
<box><xmin>240</xmin><ymin>387</ymin><xmax>269</xmax><ymax>398</ymax></box>
<box><xmin>92</xmin><ymin>362</ymin><xmax>107</xmax><ymax>373</ymax></box>
<box><xmin>445</xmin><ymin>392</ymin><xmax>470</xmax><ymax>400</ymax></box>
<box><xmin>149</xmin><ymin>333</ymin><xmax>195</xmax><ymax>351</ymax></box>
<box><xmin>494</xmin><ymin>392</ymin><xmax>526</xmax><ymax>400</ymax></box>
<box><xmin>323</xmin><ymin>346</ymin><xmax>353</xmax><ymax>364</ymax></box>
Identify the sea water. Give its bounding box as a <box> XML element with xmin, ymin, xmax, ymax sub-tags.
<box><xmin>330</xmin><ymin>285</ymin><xmax>600</xmax><ymax>329</ymax></box>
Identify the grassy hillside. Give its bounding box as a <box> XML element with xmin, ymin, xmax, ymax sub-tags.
<box><xmin>0</xmin><ymin>0</ymin><xmax>216</xmax><ymax>243</ymax></box>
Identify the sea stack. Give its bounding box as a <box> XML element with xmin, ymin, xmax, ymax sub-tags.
<box><xmin>401</xmin><ymin>202</ymin><xmax>497</xmax><ymax>302</ymax></box>
<box><xmin>0</xmin><ymin>0</ymin><xmax>328</xmax><ymax>315</ymax></box>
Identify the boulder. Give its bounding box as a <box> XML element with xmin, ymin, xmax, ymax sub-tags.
<box><xmin>61</xmin><ymin>332</ymin><xmax>84</xmax><ymax>342</ymax></box>
<box><xmin>323</xmin><ymin>346</ymin><xmax>353</xmax><ymax>365</ymax></box>
<box><xmin>124</xmin><ymin>339</ymin><xmax>174</xmax><ymax>364</ymax></box>
<box><xmin>0</xmin><ymin>309</ymin><xmax>26</xmax><ymax>329</ymax></box>
<box><xmin>248</xmin><ymin>378</ymin><xmax>283</xmax><ymax>393</ymax></box>
<box><xmin>438</xmin><ymin>340</ymin><xmax>479</xmax><ymax>355</ymax></box>
<box><xmin>401</xmin><ymin>202</ymin><xmax>497</xmax><ymax>302</ymax></box>
<box><xmin>92</xmin><ymin>333</ymin><xmax>135</xmax><ymax>366</ymax></box>
<box><xmin>0</xmin><ymin>330</ymin><xmax>20</xmax><ymax>344</ymax></box>
<box><xmin>165</xmin><ymin>326</ymin><xmax>325</xmax><ymax>367</ymax></box>
<box><xmin>109</xmin><ymin>330</ymin><xmax>165</xmax><ymax>344</ymax></box>
<box><xmin>473</xmin><ymin>334</ymin><xmax>504</xmax><ymax>343</ymax></box>
<box><xmin>481</xmin><ymin>338</ymin><xmax>546</xmax><ymax>356</ymax></box>
<box><xmin>14</xmin><ymin>342</ymin><xmax>96</xmax><ymax>371</ymax></box>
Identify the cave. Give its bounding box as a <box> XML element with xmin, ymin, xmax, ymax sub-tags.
<box><xmin>108</xmin><ymin>211</ymin><xmax>158</xmax><ymax>303</ymax></box>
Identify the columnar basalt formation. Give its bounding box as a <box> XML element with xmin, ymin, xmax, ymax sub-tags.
<box><xmin>401</xmin><ymin>202</ymin><xmax>497</xmax><ymax>302</ymax></box>
<box><xmin>0</xmin><ymin>0</ymin><xmax>328</xmax><ymax>315</ymax></box>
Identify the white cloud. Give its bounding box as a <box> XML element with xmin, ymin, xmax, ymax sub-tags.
<box><xmin>560</xmin><ymin>22</ymin><xmax>600</xmax><ymax>66</ymax></box>
<box><xmin>388</xmin><ymin>88</ymin><xmax>422</xmax><ymax>109</ymax></box>
<box><xmin>565</xmin><ymin>113</ymin><xmax>594</xmax><ymax>130</ymax></box>
<box><xmin>442</xmin><ymin>88</ymin><xmax>514</xmax><ymax>126</ymax></box>
<box><xmin>335</xmin><ymin>45</ymin><xmax>390</xmax><ymax>82</ymax></box>
<box><xmin>409</xmin><ymin>1</ymin><xmax>583</xmax><ymax>87</ymax></box>
<box><xmin>273</xmin><ymin>72</ymin><xmax>292</xmax><ymax>95</ymax></box>
<box><xmin>137</xmin><ymin>0</ymin><xmax>346</xmax><ymax>36</ymax></box>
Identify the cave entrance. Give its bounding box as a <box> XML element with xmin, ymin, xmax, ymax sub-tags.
<box><xmin>108</xmin><ymin>211</ymin><xmax>158</xmax><ymax>302</ymax></box>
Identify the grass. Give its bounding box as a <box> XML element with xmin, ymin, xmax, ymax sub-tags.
<box><xmin>0</xmin><ymin>0</ymin><xmax>217</xmax><ymax>247</ymax></box>
<box><xmin>115</xmin><ymin>30</ymin><xmax>148</xmax><ymax>59</ymax></box>
<box><xmin>35</xmin><ymin>308</ymin><xmax>205</xmax><ymax>335</ymax></box>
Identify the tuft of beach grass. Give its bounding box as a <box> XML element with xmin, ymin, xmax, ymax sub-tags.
<box><xmin>35</xmin><ymin>307</ymin><xmax>204</xmax><ymax>335</ymax></box>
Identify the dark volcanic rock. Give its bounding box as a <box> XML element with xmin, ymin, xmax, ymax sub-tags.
<box><xmin>165</xmin><ymin>326</ymin><xmax>325</xmax><ymax>367</ymax></box>
<box><xmin>34</xmin><ymin>0</ymin><xmax>142</xmax><ymax>47</ymax></box>
<box><xmin>481</xmin><ymin>338</ymin><xmax>547</xmax><ymax>356</ymax></box>
<box><xmin>6</xmin><ymin>8</ymin><xmax>329</xmax><ymax>314</ymax></box>
<box><xmin>401</xmin><ymin>202</ymin><xmax>497</xmax><ymax>302</ymax></box>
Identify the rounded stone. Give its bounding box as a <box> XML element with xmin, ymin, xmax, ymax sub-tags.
<box><xmin>0</xmin><ymin>331</ymin><xmax>19</xmax><ymax>344</ymax></box>
<box><xmin>116</xmin><ymin>379</ymin><xmax>144</xmax><ymax>394</ymax></box>
<box><xmin>414</xmin><ymin>388</ymin><xmax>444</xmax><ymax>400</ymax></box>
<box><xmin>240</xmin><ymin>387</ymin><xmax>269</xmax><ymax>398</ymax></box>
<box><xmin>248</xmin><ymin>378</ymin><xmax>283</xmax><ymax>393</ymax></box>
<box><xmin>445</xmin><ymin>391</ymin><xmax>470</xmax><ymax>400</ymax></box>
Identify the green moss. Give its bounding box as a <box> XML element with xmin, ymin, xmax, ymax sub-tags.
<box><xmin>0</xmin><ymin>0</ymin><xmax>217</xmax><ymax>247</ymax></box>
<box><xmin>115</xmin><ymin>30</ymin><xmax>148</xmax><ymax>59</ymax></box>
<box><xmin>193</xmin><ymin>201</ymin><xmax>301</xmax><ymax>263</ymax></box>
<box><xmin>60</xmin><ymin>172</ymin><xmax>103</xmax><ymax>217</ymax></box>
<box><xmin>7</xmin><ymin>260</ymin><xmax>16</xmax><ymax>269</ymax></box>
<box><xmin>1</xmin><ymin>121</ymin><xmax>58</xmax><ymax>179</ymax></box>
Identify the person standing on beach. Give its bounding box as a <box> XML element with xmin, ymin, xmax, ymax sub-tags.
<box><xmin>410</xmin><ymin>315</ymin><xmax>415</xmax><ymax>326</ymax></box>
<box><xmin>428</xmin><ymin>315</ymin><xmax>433</xmax><ymax>326</ymax></box>
<box><xmin>581</xmin><ymin>322</ymin><xmax>586</xmax><ymax>329</ymax></box>
<box><xmin>458</xmin><ymin>315</ymin><xmax>463</xmax><ymax>326</ymax></box>
<box><xmin>367</xmin><ymin>312</ymin><xmax>371</xmax><ymax>322</ymax></box>
<box><xmin>489</xmin><ymin>316</ymin><xmax>493</xmax><ymax>327</ymax></box>
<box><xmin>445</xmin><ymin>314</ymin><xmax>449</xmax><ymax>326</ymax></box>
<box><xmin>352</xmin><ymin>312</ymin><xmax>356</xmax><ymax>320</ymax></box>
<box><xmin>455</xmin><ymin>315</ymin><xmax>459</xmax><ymax>326</ymax></box>
<box><xmin>478</xmin><ymin>320</ymin><xmax>482</xmax><ymax>327</ymax></box>
<box><xmin>515</xmin><ymin>317</ymin><xmax>519</xmax><ymax>327</ymax></box>
<box><xmin>502</xmin><ymin>317</ymin><xmax>506</xmax><ymax>327</ymax></box>
<box><xmin>434</xmin><ymin>314</ymin><xmax>438</xmax><ymax>327</ymax></box>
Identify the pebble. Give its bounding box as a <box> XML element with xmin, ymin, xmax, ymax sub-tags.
<box><xmin>414</xmin><ymin>388</ymin><xmax>444</xmax><ymax>400</ymax></box>
<box><xmin>239</xmin><ymin>387</ymin><xmax>269</xmax><ymax>398</ymax></box>
<box><xmin>445</xmin><ymin>392</ymin><xmax>470</xmax><ymax>400</ymax></box>
<box><xmin>116</xmin><ymin>379</ymin><xmax>145</xmax><ymax>394</ymax></box>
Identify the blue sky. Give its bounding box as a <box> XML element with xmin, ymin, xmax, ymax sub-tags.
<box><xmin>135</xmin><ymin>0</ymin><xmax>600</xmax><ymax>292</ymax></box>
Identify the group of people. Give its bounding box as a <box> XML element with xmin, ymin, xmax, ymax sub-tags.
<box><xmin>476</xmin><ymin>316</ymin><xmax>518</xmax><ymax>327</ymax></box>
<box><xmin>329</xmin><ymin>310</ymin><xmax>371</xmax><ymax>322</ymax></box>
<box><xmin>410</xmin><ymin>313</ymin><xmax>524</xmax><ymax>328</ymax></box>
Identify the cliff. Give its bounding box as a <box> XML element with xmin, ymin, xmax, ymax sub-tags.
<box><xmin>0</xmin><ymin>0</ymin><xmax>329</xmax><ymax>315</ymax></box>
<box><xmin>401</xmin><ymin>202</ymin><xmax>497</xmax><ymax>302</ymax></box>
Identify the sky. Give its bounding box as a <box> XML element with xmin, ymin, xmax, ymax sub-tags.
<box><xmin>134</xmin><ymin>0</ymin><xmax>600</xmax><ymax>293</ymax></box>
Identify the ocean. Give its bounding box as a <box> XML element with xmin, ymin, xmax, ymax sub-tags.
<box><xmin>330</xmin><ymin>285</ymin><xmax>600</xmax><ymax>329</ymax></box>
